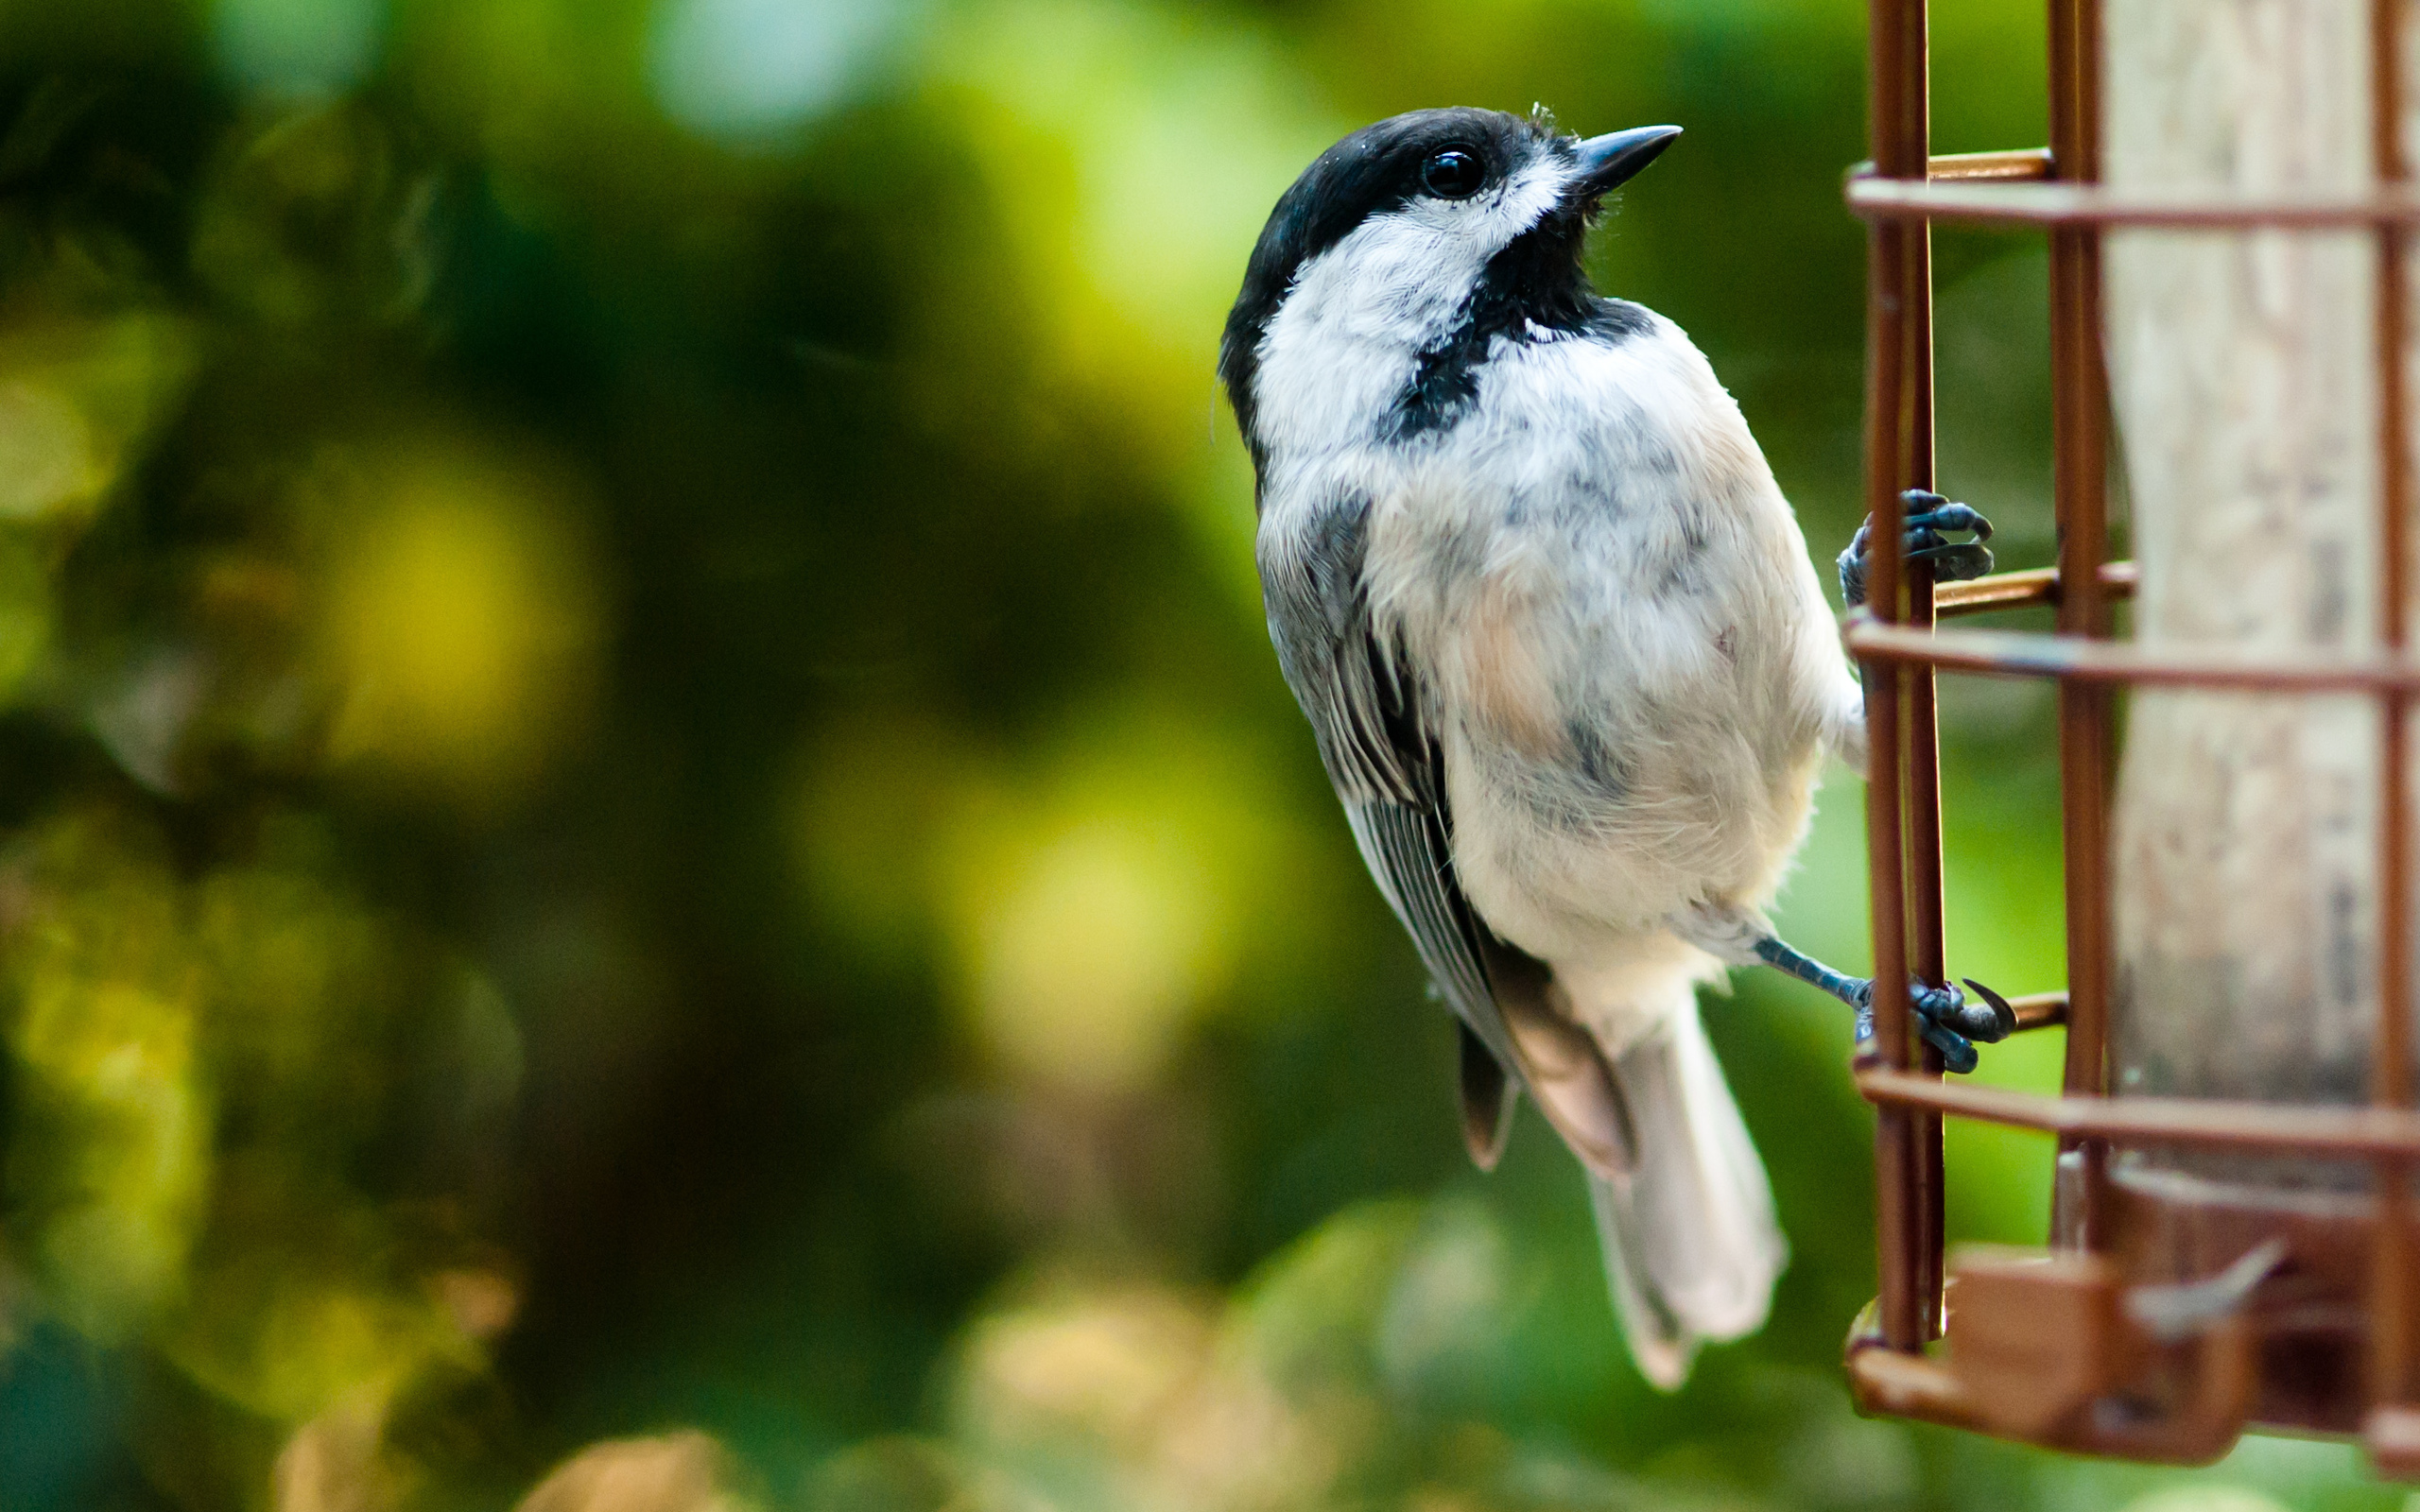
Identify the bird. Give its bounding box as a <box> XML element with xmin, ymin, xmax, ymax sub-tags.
<box><xmin>1219</xmin><ymin>106</ymin><xmax>2011</xmax><ymax>1387</ymax></box>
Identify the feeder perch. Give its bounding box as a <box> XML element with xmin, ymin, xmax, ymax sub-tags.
<box><xmin>1842</xmin><ymin>0</ymin><xmax>2420</xmax><ymax>1474</ymax></box>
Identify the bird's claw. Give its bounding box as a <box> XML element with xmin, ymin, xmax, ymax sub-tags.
<box><xmin>1853</xmin><ymin>973</ymin><xmax>2014</xmax><ymax>1075</ymax></box>
<box><xmin>1917</xmin><ymin>976</ymin><xmax>2015</xmax><ymax>1043</ymax></box>
<box><xmin>1839</xmin><ymin>489</ymin><xmax>1997</xmax><ymax>608</ymax></box>
<box><xmin>1958</xmin><ymin>976</ymin><xmax>2019</xmax><ymax>1040</ymax></box>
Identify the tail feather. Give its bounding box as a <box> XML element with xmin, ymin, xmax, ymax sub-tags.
<box><xmin>1583</xmin><ymin>1005</ymin><xmax>1785</xmax><ymax>1389</ymax></box>
<box><xmin>1458</xmin><ymin>1020</ymin><xmax>1520</xmax><ymax>1171</ymax></box>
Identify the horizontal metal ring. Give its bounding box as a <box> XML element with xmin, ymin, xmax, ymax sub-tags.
<box><xmin>1842</xmin><ymin>148</ymin><xmax>2056</xmax><ymax>183</ymax></box>
<box><xmin>1847</xmin><ymin>172</ymin><xmax>2420</xmax><ymax>229</ymax></box>
<box><xmin>1934</xmin><ymin>561</ymin><xmax>2137</xmax><ymax>617</ymax></box>
<box><xmin>1858</xmin><ymin>1068</ymin><xmax>2420</xmax><ymax>1156</ymax></box>
<box><xmin>1847</xmin><ymin>613</ymin><xmax>2420</xmax><ymax>691</ymax></box>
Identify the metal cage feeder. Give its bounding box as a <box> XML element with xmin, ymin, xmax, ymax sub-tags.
<box><xmin>1841</xmin><ymin>0</ymin><xmax>2420</xmax><ymax>1474</ymax></box>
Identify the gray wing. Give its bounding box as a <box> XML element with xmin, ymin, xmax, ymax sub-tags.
<box><xmin>1258</xmin><ymin>494</ymin><xmax>1520</xmax><ymax>1060</ymax></box>
<box><xmin>1260</xmin><ymin>492</ymin><xmax>1632</xmax><ymax>1175</ymax></box>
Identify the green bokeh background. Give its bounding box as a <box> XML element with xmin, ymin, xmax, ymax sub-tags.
<box><xmin>0</xmin><ymin>1</ymin><xmax>2392</xmax><ymax>1509</ymax></box>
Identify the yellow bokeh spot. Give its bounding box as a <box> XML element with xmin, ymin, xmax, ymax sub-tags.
<box><xmin>0</xmin><ymin>380</ymin><xmax>103</xmax><ymax>519</ymax></box>
<box><xmin>962</xmin><ymin>814</ymin><xmax>1227</xmax><ymax>1093</ymax></box>
<box><xmin>925</xmin><ymin>0</ymin><xmax>1337</xmax><ymax>461</ymax></box>
<box><xmin>0</xmin><ymin>312</ymin><xmax>195</xmax><ymax>526</ymax></box>
<box><xmin>920</xmin><ymin>712</ymin><xmax>1296</xmax><ymax>1095</ymax></box>
<box><xmin>801</xmin><ymin>708</ymin><xmax>1338</xmax><ymax>1094</ymax></box>
<box><xmin>237</xmin><ymin>1283</ymin><xmax>442</xmax><ymax>1423</ymax></box>
<box><xmin>319</xmin><ymin>444</ymin><xmax>600</xmax><ymax>798</ymax></box>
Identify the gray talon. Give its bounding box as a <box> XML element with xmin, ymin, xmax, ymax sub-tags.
<box><xmin>1841</xmin><ymin>490</ymin><xmax>1998</xmax><ymax>607</ymax></box>
<box><xmin>1924</xmin><ymin>1022</ymin><xmax>1979</xmax><ymax>1074</ymax></box>
<box><xmin>1852</xmin><ymin>975</ymin><xmax>1988</xmax><ymax>1074</ymax></box>
<box><xmin>1913</xmin><ymin>977</ymin><xmax>2014</xmax><ymax>1047</ymax></box>
<box><xmin>1961</xmin><ymin>977</ymin><xmax>2019</xmax><ymax>1040</ymax></box>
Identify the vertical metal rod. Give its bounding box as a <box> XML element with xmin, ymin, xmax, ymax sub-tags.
<box><xmin>1864</xmin><ymin>0</ymin><xmax>1930</xmax><ymax>1352</ymax></box>
<box><xmin>1896</xmin><ymin>113</ymin><xmax>1951</xmax><ymax>1349</ymax></box>
<box><xmin>2372</xmin><ymin>0</ymin><xmax>2415</xmax><ymax>1416</ymax></box>
<box><xmin>2048</xmin><ymin>0</ymin><xmax>2115</xmax><ymax>1251</ymax></box>
<box><xmin>1908</xmin><ymin>653</ymin><xmax>1949</xmax><ymax>1345</ymax></box>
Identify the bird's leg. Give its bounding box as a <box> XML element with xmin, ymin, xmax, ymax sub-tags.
<box><xmin>1751</xmin><ymin>936</ymin><xmax>2014</xmax><ymax>1075</ymax></box>
<box><xmin>1668</xmin><ymin>902</ymin><xmax>2014</xmax><ymax>1074</ymax></box>
<box><xmin>1839</xmin><ymin>489</ymin><xmax>1996</xmax><ymax>610</ymax></box>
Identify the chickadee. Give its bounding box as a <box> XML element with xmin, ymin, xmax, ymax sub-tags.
<box><xmin>1219</xmin><ymin>108</ymin><xmax>2009</xmax><ymax>1387</ymax></box>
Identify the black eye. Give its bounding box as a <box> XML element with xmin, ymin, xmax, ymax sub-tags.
<box><xmin>1421</xmin><ymin>148</ymin><xmax>1485</xmax><ymax>199</ymax></box>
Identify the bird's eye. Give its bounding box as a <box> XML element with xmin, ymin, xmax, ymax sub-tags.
<box><xmin>1421</xmin><ymin>149</ymin><xmax>1485</xmax><ymax>199</ymax></box>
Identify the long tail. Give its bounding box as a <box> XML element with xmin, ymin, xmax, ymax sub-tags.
<box><xmin>1583</xmin><ymin>1004</ymin><xmax>1785</xmax><ymax>1389</ymax></box>
<box><xmin>1490</xmin><ymin>953</ymin><xmax>1788</xmax><ymax>1388</ymax></box>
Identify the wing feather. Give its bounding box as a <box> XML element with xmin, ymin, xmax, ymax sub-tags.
<box><xmin>1340</xmin><ymin>799</ymin><xmax>1520</xmax><ymax>1070</ymax></box>
<box><xmin>1260</xmin><ymin>488</ymin><xmax>1648</xmax><ymax>1177</ymax></box>
<box><xmin>1260</xmin><ymin>491</ymin><xmax>1531</xmax><ymax>1092</ymax></box>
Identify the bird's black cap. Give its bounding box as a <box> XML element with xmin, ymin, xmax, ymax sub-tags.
<box><xmin>1219</xmin><ymin>108</ymin><xmax>1681</xmax><ymax>468</ymax></box>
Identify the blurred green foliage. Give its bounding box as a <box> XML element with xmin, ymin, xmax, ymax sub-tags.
<box><xmin>0</xmin><ymin>1</ymin><xmax>2398</xmax><ymax>1510</ymax></box>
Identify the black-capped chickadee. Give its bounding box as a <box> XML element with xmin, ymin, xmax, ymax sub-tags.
<box><xmin>1219</xmin><ymin>108</ymin><xmax>2009</xmax><ymax>1386</ymax></box>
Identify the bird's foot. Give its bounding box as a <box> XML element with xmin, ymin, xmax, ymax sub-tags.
<box><xmin>1852</xmin><ymin>975</ymin><xmax>2016</xmax><ymax>1075</ymax></box>
<box><xmin>1839</xmin><ymin>489</ymin><xmax>1996</xmax><ymax>609</ymax></box>
<box><xmin>1751</xmin><ymin>935</ymin><xmax>2012</xmax><ymax>1075</ymax></box>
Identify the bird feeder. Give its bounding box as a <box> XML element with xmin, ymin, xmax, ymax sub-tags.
<box><xmin>1842</xmin><ymin>0</ymin><xmax>2420</xmax><ymax>1472</ymax></box>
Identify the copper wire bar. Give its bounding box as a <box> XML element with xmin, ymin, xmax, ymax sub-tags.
<box><xmin>1909</xmin><ymin>557</ymin><xmax>1952</xmax><ymax>1346</ymax></box>
<box><xmin>1858</xmin><ymin>1070</ymin><xmax>2420</xmax><ymax>1156</ymax></box>
<box><xmin>2004</xmin><ymin>990</ymin><xmax>2070</xmax><ymax>1032</ymax></box>
<box><xmin>2049</xmin><ymin>0</ymin><xmax>2113</xmax><ymax>1253</ymax></box>
<box><xmin>1847</xmin><ymin>148</ymin><xmax>2059</xmax><ymax>182</ymax></box>
<box><xmin>1862</xmin><ymin>0</ymin><xmax>1927</xmax><ymax>1354</ymax></box>
<box><xmin>2372</xmin><ymin>0</ymin><xmax>2415</xmax><ymax>1416</ymax></box>
<box><xmin>1897</xmin><ymin>88</ymin><xmax>1953</xmax><ymax>1349</ymax></box>
<box><xmin>1929</xmin><ymin>147</ymin><xmax>2056</xmax><ymax>181</ymax></box>
<box><xmin>1845</xmin><ymin>617</ymin><xmax>2420</xmax><ymax>690</ymax></box>
<box><xmin>1893</xmin><ymin>0</ymin><xmax>1948</xmax><ymax>1348</ymax></box>
<box><xmin>1843</xmin><ymin>0</ymin><xmax>2420</xmax><ymax>1447</ymax></box>
<box><xmin>1933</xmin><ymin>560</ymin><xmax>2137</xmax><ymax>616</ymax></box>
<box><xmin>1848</xmin><ymin>177</ymin><xmax>2420</xmax><ymax>228</ymax></box>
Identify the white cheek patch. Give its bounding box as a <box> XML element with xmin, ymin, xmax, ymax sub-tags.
<box><xmin>1288</xmin><ymin>153</ymin><xmax>1570</xmax><ymax>348</ymax></box>
<box><xmin>1249</xmin><ymin>150</ymin><xmax>1577</xmax><ymax>462</ymax></box>
<box><xmin>1250</xmin><ymin>218</ymin><xmax>1469</xmax><ymax>466</ymax></box>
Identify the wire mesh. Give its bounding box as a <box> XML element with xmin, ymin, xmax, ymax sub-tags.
<box><xmin>1849</xmin><ymin>0</ymin><xmax>2420</xmax><ymax>1451</ymax></box>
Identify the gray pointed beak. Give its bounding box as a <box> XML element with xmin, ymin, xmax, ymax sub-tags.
<box><xmin>1570</xmin><ymin>124</ymin><xmax>1683</xmax><ymax>198</ymax></box>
